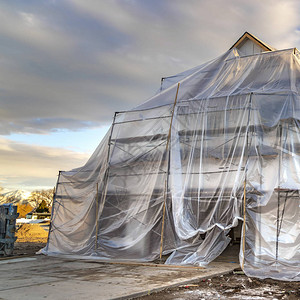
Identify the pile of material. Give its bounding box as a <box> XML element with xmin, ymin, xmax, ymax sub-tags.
<box><xmin>16</xmin><ymin>223</ymin><xmax>49</xmax><ymax>243</ymax></box>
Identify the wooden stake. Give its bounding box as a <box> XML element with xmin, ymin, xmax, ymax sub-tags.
<box><xmin>275</xmin><ymin>124</ymin><xmax>282</xmax><ymax>262</ymax></box>
<box><xmin>94</xmin><ymin>113</ymin><xmax>117</xmax><ymax>251</ymax></box>
<box><xmin>242</xmin><ymin>179</ymin><xmax>246</xmax><ymax>270</ymax></box>
<box><xmin>159</xmin><ymin>83</ymin><xmax>180</xmax><ymax>259</ymax></box>
<box><xmin>95</xmin><ymin>182</ymin><xmax>99</xmax><ymax>250</ymax></box>
<box><xmin>241</xmin><ymin>94</ymin><xmax>252</xmax><ymax>270</ymax></box>
<box><xmin>159</xmin><ymin>180</ymin><xmax>168</xmax><ymax>259</ymax></box>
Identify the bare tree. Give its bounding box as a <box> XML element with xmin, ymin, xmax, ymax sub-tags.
<box><xmin>28</xmin><ymin>188</ymin><xmax>54</xmax><ymax>210</ymax></box>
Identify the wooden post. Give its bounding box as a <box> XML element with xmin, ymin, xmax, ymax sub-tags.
<box><xmin>241</xmin><ymin>93</ymin><xmax>252</xmax><ymax>270</ymax></box>
<box><xmin>159</xmin><ymin>180</ymin><xmax>168</xmax><ymax>259</ymax></box>
<box><xmin>275</xmin><ymin>124</ymin><xmax>282</xmax><ymax>262</ymax></box>
<box><xmin>95</xmin><ymin>182</ymin><xmax>99</xmax><ymax>250</ymax></box>
<box><xmin>159</xmin><ymin>83</ymin><xmax>180</xmax><ymax>259</ymax></box>
<box><xmin>242</xmin><ymin>179</ymin><xmax>246</xmax><ymax>269</ymax></box>
<box><xmin>94</xmin><ymin>113</ymin><xmax>117</xmax><ymax>252</ymax></box>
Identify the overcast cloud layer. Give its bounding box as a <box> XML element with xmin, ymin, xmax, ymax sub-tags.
<box><xmin>0</xmin><ymin>137</ymin><xmax>89</xmax><ymax>190</ymax></box>
<box><xmin>1</xmin><ymin>0</ymin><xmax>300</xmax><ymax>190</ymax></box>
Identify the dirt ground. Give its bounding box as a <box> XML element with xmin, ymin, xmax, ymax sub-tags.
<box><xmin>13</xmin><ymin>242</ymin><xmax>46</xmax><ymax>256</ymax></box>
<box><xmin>137</xmin><ymin>271</ymin><xmax>300</xmax><ymax>300</ymax></box>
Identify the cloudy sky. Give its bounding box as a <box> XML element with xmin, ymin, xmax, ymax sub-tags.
<box><xmin>1</xmin><ymin>0</ymin><xmax>300</xmax><ymax>191</ymax></box>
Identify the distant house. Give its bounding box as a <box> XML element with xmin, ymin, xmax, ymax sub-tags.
<box><xmin>26</xmin><ymin>212</ymin><xmax>51</xmax><ymax>220</ymax></box>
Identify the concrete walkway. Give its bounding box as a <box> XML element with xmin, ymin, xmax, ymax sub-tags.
<box><xmin>0</xmin><ymin>255</ymin><xmax>239</xmax><ymax>300</ymax></box>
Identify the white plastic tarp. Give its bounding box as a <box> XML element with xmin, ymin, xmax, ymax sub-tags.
<box><xmin>43</xmin><ymin>48</ymin><xmax>300</xmax><ymax>281</ymax></box>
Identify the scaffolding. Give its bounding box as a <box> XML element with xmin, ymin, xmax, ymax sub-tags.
<box><xmin>43</xmin><ymin>48</ymin><xmax>300</xmax><ymax>281</ymax></box>
<box><xmin>0</xmin><ymin>204</ymin><xmax>18</xmax><ymax>256</ymax></box>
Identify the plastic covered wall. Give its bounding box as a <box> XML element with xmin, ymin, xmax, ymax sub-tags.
<box><xmin>43</xmin><ymin>48</ymin><xmax>300</xmax><ymax>281</ymax></box>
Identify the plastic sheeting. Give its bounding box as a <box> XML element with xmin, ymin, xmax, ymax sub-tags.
<box><xmin>42</xmin><ymin>48</ymin><xmax>300</xmax><ymax>281</ymax></box>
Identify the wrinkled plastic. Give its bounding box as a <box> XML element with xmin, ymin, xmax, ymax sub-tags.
<box><xmin>42</xmin><ymin>48</ymin><xmax>300</xmax><ymax>281</ymax></box>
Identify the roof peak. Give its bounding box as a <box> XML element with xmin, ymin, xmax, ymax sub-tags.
<box><xmin>230</xmin><ymin>32</ymin><xmax>276</xmax><ymax>53</ymax></box>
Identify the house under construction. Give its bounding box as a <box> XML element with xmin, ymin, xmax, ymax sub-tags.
<box><xmin>43</xmin><ymin>32</ymin><xmax>300</xmax><ymax>281</ymax></box>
